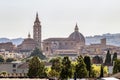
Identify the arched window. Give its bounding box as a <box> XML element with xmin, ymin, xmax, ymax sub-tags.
<box><xmin>46</xmin><ymin>47</ymin><xmax>48</xmax><ymax>51</ymax></box>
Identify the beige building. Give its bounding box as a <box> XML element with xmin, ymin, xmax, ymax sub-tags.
<box><xmin>0</xmin><ymin>50</ymin><xmax>25</xmax><ymax>60</ymax></box>
<box><xmin>43</xmin><ymin>24</ymin><xmax>85</xmax><ymax>56</ymax></box>
<box><xmin>82</xmin><ymin>38</ymin><xmax>118</xmax><ymax>55</ymax></box>
<box><xmin>0</xmin><ymin>61</ymin><xmax>28</xmax><ymax>77</ymax></box>
<box><xmin>0</xmin><ymin>42</ymin><xmax>15</xmax><ymax>52</ymax></box>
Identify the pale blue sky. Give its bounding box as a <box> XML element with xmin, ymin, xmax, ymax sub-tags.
<box><xmin>0</xmin><ymin>0</ymin><xmax>120</xmax><ymax>40</ymax></box>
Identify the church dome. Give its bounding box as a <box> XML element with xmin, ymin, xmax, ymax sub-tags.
<box><xmin>18</xmin><ymin>33</ymin><xmax>37</xmax><ymax>52</ymax></box>
<box><xmin>23</xmin><ymin>33</ymin><xmax>37</xmax><ymax>44</ymax></box>
<box><xmin>23</xmin><ymin>38</ymin><xmax>37</xmax><ymax>44</ymax></box>
<box><xmin>69</xmin><ymin>24</ymin><xmax>85</xmax><ymax>44</ymax></box>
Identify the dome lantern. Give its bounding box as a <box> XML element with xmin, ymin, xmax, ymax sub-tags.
<box><xmin>75</xmin><ymin>23</ymin><xmax>79</xmax><ymax>32</ymax></box>
<box><xmin>28</xmin><ymin>33</ymin><xmax>31</xmax><ymax>38</ymax></box>
<box><xmin>68</xmin><ymin>24</ymin><xmax>85</xmax><ymax>44</ymax></box>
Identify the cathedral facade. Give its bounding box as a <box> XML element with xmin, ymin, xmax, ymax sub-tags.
<box><xmin>43</xmin><ymin>24</ymin><xmax>85</xmax><ymax>56</ymax></box>
<box><xmin>18</xmin><ymin>13</ymin><xmax>86</xmax><ymax>56</ymax></box>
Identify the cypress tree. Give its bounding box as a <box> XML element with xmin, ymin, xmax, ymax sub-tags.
<box><xmin>84</xmin><ymin>56</ymin><xmax>91</xmax><ymax>77</ymax></box>
<box><xmin>104</xmin><ymin>50</ymin><xmax>111</xmax><ymax>65</ymax></box>
<box><xmin>100</xmin><ymin>65</ymin><xmax>104</xmax><ymax>78</ymax></box>
<box><xmin>60</xmin><ymin>56</ymin><xmax>72</xmax><ymax>79</ymax></box>
<box><xmin>113</xmin><ymin>59</ymin><xmax>120</xmax><ymax>74</ymax></box>
<box><xmin>75</xmin><ymin>55</ymin><xmax>88</xmax><ymax>78</ymax></box>
<box><xmin>112</xmin><ymin>52</ymin><xmax>117</xmax><ymax>65</ymax></box>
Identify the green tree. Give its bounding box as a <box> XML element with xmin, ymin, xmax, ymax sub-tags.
<box><xmin>27</xmin><ymin>56</ymin><xmax>46</xmax><ymax>78</ymax></box>
<box><xmin>113</xmin><ymin>59</ymin><xmax>120</xmax><ymax>74</ymax></box>
<box><xmin>49</xmin><ymin>57</ymin><xmax>62</xmax><ymax>78</ymax></box>
<box><xmin>6</xmin><ymin>58</ymin><xmax>16</xmax><ymax>62</ymax></box>
<box><xmin>48</xmin><ymin>69</ymin><xmax>59</xmax><ymax>78</ymax></box>
<box><xmin>60</xmin><ymin>56</ymin><xmax>72</xmax><ymax>79</ymax></box>
<box><xmin>100</xmin><ymin>65</ymin><xmax>104</xmax><ymax>78</ymax></box>
<box><xmin>0</xmin><ymin>71</ymin><xmax>7</xmax><ymax>77</ymax></box>
<box><xmin>75</xmin><ymin>55</ymin><xmax>88</xmax><ymax>78</ymax></box>
<box><xmin>91</xmin><ymin>66</ymin><xmax>97</xmax><ymax>78</ymax></box>
<box><xmin>92</xmin><ymin>55</ymin><xmax>103</xmax><ymax>64</ymax></box>
<box><xmin>30</xmin><ymin>47</ymin><xmax>46</xmax><ymax>60</ymax></box>
<box><xmin>104</xmin><ymin>50</ymin><xmax>111</xmax><ymax>65</ymax></box>
<box><xmin>50</xmin><ymin>57</ymin><xmax>62</xmax><ymax>73</ymax></box>
<box><xmin>112</xmin><ymin>52</ymin><xmax>117</xmax><ymax>65</ymax></box>
<box><xmin>0</xmin><ymin>55</ymin><xmax>4</xmax><ymax>62</ymax></box>
<box><xmin>84</xmin><ymin>56</ymin><xmax>91</xmax><ymax>77</ymax></box>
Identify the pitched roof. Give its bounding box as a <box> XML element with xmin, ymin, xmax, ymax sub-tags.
<box><xmin>17</xmin><ymin>63</ymin><xmax>28</xmax><ymax>69</ymax></box>
<box><xmin>43</xmin><ymin>38</ymin><xmax>74</xmax><ymax>41</ymax></box>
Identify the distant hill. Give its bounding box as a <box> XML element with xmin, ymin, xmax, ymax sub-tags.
<box><xmin>86</xmin><ymin>33</ymin><xmax>120</xmax><ymax>46</ymax></box>
<box><xmin>0</xmin><ymin>38</ymin><xmax>24</xmax><ymax>46</ymax></box>
<box><xmin>0</xmin><ymin>38</ymin><xmax>10</xmax><ymax>43</ymax></box>
<box><xmin>11</xmin><ymin>38</ymin><xmax>24</xmax><ymax>45</ymax></box>
<box><xmin>0</xmin><ymin>33</ymin><xmax>120</xmax><ymax>46</ymax></box>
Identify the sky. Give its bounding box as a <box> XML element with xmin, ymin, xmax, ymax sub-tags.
<box><xmin>0</xmin><ymin>0</ymin><xmax>120</xmax><ymax>40</ymax></box>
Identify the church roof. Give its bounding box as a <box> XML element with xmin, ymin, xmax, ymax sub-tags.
<box><xmin>43</xmin><ymin>38</ymin><xmax>75</xmax><ymax>41</ymax></box>
<box><xmin>17</xmin><ymin>63</ymin><xmax>28</xmax><ymax>69</ymax></box>
<box><xmin>43</xmin><ymin>24</ymin><xmax>85</xmax><ymax>44</ymax></box>
<box><xmin>58</xmin><ymin>54</ymin><xmax>78</xmax><ymax>56</ymax></box>
<box><xmin>17</xmin><ymin>37</ymin><xmax>37</xmax><ymax>52</ymax></box>
<box><xmin>23</xmin><ymin>38</ymin><xmax>37</xmax><ymax>44</ymax></box>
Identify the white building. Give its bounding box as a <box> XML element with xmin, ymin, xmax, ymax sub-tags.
<box><xmin>0</xmin><ymin>61</ymin><xmax>28</xmax><ymax>77</ymax></box>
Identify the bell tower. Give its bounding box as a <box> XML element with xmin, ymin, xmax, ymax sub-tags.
<box><xmin>33</xmin><ymin>13</ymin><xmax>41</xmax><ymax>49</ymax></box>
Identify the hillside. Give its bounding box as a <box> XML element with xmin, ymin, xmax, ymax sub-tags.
<box><xmin>0</xmin><ymin>38</ymin><xmax>24</xmax><ymax>45</ymax></box>
<box><xmin>86</xmin><ymin>33</ymin><xmax>120</xmax><ymax>46</ymax></box>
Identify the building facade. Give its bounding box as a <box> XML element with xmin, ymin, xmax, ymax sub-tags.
<box><xmin>0</xmin><ymin>61</ymin><xmax>28</xmax><ymax>77</ymax></box>
<box><xmin>43</xmin><ymin>24</ymin><xmax>85</xmax><ymax>56</ymax></box>
<box><xmin>0</xmin><ymin>42</ymin><xmax>15</xmax><ymax>52</ymax></box>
